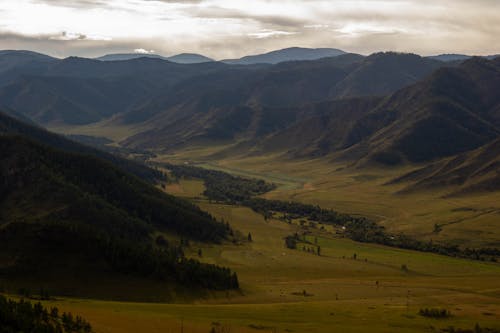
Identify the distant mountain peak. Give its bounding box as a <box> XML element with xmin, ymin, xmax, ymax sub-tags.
<box><xmin>222</xmin><ymin>47</ymin><xmax>346</xmax><ymax>65</ymax></box>
<box><xmin>95</xmin><ymin>53</ymin><xmax>169</xmax><ymax>61</ymax></box>
<box><xmin>95</xmin><ymin>52</ymin><xmax>214</xmax><ymax>64</ymax></box>
<box><xmin>0</xmin><ymin>49</ymin><xmax>57</xmax><ymax>60</ymax></box>
<box><xmin>166</xmin><ymin>53</ymin><xmax>214</xmax><ymax>64</ymax></box>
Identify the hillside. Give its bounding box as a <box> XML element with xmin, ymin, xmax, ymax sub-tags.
<box><xmin>390</xmin><ymin>137</ymin><xmax>500</xmax><ymax>195</ymax></box>
<box><xmin>332</xmin><ymin>52</ymin><xmax>443</xmax><ymax>98</ymax></box>
<box><xmin>0</xmin><ymin>51</ymin><xmax>446</xmax><ymax>130</ymax></box>
<box><xmin>339</xmin><ymin>57</ymin><xmax>500</xmax><ymax>165</ymax></box>
<box><xmin>0</xmin><ymin>56</ymin><xmax>226</xmax><ymax>125</ymax></box>
<box><xmin>0</xmin><ymin>50</ymin><xmax>57</xmax><ymax>87</ymax></box>
<box><xmin>0</xmin><ymin>110</ymin><xmax>161</xmax><ymax>182</ymax></box>
<box><xmin>119</xmin><ymin>53</ymin><xmax>444</xmax><ymax>150</ymax></box>
<box><xmin>0</xmin><ymin>123</ymin><xmax>238</xmax><ymax>299</ymax></box>
<box><xmin>121</xmin><ymin>57</ymin><xmax>500</xmax><ymax>175</ymax></box>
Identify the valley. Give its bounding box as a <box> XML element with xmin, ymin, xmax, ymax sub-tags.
<box><xmin>1</xmin><ymin>46</ymin><xmax>500</xmax><ymax>332</ymax></box>
<box><xmin>31</xmin><ymin>191</ymin><xmax>500</xmax><ymax>333</ymax></box>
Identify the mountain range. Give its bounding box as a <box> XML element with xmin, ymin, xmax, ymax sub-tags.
<box><xmin>0</xmin><ymin>47</ymin><xmax>499</xmax><ymax>195</ymax></box>
<box><xmin>96</xmin><ymin>52</ymin><xmax>214</xmax><ymax>64</ymax></box>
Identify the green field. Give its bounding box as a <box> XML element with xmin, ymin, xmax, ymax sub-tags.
<box><xmin>156</xmin><ymin>149</ymin><xmax>500</xmax><ymax>249</ymax></box>
<box><xmin>16</xmin><ymin>131</ymin><xmax>499</xmax><ymax>332</ymax></box>
<box><xmin>27</xmin><ymin>181</ymin><xmax>500</xmax><ymax>333</ymax></box>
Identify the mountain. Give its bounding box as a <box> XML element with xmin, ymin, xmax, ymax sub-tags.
<box><xmin>0</xmin><ymin>56</ymin><xmax>226</xmax><ymax>125</ymax></box>
<box><xmin>427</xmin><ymin>54</ymin><xmax>472</xmax><ymax>62</ymax></box>
<box><xmin>0</xmin><ymin>114</ymin><xmax>238</xmax><ymax>299</ymax></box>
<box><xmin>96</xmin><ymin>53</ymin><xmax>169</xmax><ymax>61</ymax></box>
<box><xmin>166</xmin><ymin>53</ymin><xmax>214</xmax><ymax>64</ymax></box>
<box><xmin>119</xmin><ymin>53</ymin><xmax>445</xmax><ymax>150</ymax></box>
<box><xmin>340</xmin><ymin>57</ymin><xmax>500</xmax><ymax>165</ymax></box>
<box><xmin>96</xmin><ymin>52</ymin><xmax>213</xmax><ymax>63</ymax></box>
<box><xmin>0</xmin><ymin>50</ymin><xmax>56</xmax><ymax>70</ymax></box>
<box><xmin>0</xmin><ymin>110</ymin><xmax>161</xmax><ymax>181</ymax></box>
<box><xmin>0</xmin><ymin>50</ymin><xmax>57</xmax><ymax>87</ymax></box>
<box><xmin>125</xmin><ymin>56</ymin><xmax>500</xmax><ymax>167</ymax></box>
<box><xmin>0</xmin><ymin>51</ymin><xmax>444</xmax><ymax>129</ymax></box>
<box><xmin>427</xmin><ymin>54</ymin><xmax>500</xmax><ymax>62</ymax></box>
<box><xmin>222</xmin><ymin>47</ymin><xmax>346</xmax><ymax>65</ymax></box>
<box><xmin>332</xmin><ymin>52</ymin><xmax>443</xmax><ymax>98</ymax></box>
<box><xmin>390</xmin><ymin>137</ymin><xmax>500</xmax><ymax>195</ymax></box>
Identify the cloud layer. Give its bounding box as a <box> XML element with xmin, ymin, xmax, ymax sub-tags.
<box><xmin>0</xmin><ymin>0</ymin><xmax>498</xmax><ymax>58</ymax></box>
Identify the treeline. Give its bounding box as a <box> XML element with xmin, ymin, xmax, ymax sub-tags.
<box><xmin>159</xmin><ymin>162</ymin><xmax>499</xmax><ymax>262</ymax></box>
<box><xmin>159</xmin><ymin>162</ymin><xmax>276</xmax><ymax>203</ymax></box>
<box><xmin>0</xmin><ymin>136</ymin><xmax>240</xmax><ymax>297</ymax></box>
<box><xmin>243</xmin><ymin>198</ymin><xmax>362</xmax><ymax>225</ymax></box>
<box><xmin>0</xmin><ymin>111</ymin><xmax>163</xmax><ymax>183</ymax></box>
<box><xmin>2</xmin><ymin>136</ymin><xmax>230</xmax><ymax>243</ymax></box>
<box><xmin>248</xmin><ymin>200</ymin><xmax>499</xmax><ymax>262</ymax></box>
<box><xmin>0</xmin><ymin>221</ymin><xmax>239</xmax><ymax>291</ymax></box>
<box><xmin>0</xmin><ymin>294</ymin><xmax>92</xmax><ymax>333</ymax></box>
<box><xmin>419</xmin><ymin>308</ymin><xmax>451</xmax><ymax>318</ymax></box>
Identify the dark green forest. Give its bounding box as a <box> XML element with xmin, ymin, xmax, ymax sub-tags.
<box><xmin>0</xmin><ymin>135</ymin><xmax>239</xmax><ymax>294</ymax></box>
<box><xmin>0</xmin><ymin>295</ymin><xmax>92</xmax><ymax>333</ymax></box>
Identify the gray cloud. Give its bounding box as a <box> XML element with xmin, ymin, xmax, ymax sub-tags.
<box><xmin>1</xmin><ymin>0</ymin><xmax>499</xmax><ymax>59</ymax></box>
<box><xmin>31</xmin><ymin>0</ymin><xmax>109</xmax><ymax>9</ymax></box>
<box><xmin>182</xmin><ymin>6</ymin><xmax>307</xmax><ymax>28</ymax></box>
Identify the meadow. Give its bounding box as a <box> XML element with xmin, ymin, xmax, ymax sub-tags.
<box><xmin>28</xmin><ymin>177</ymin><xmax>500</xmax><ymax>333</ymax></box>
<box><xmin>14</xmin><ymin>132</ymin><xmax>498</xmax><ymax>332</ymax></box>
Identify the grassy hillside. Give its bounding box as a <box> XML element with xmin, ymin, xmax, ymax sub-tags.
<box><xmin>342</xmin><ymin>57</ymin><xmax>500</xmax><ymax>165</ymax></box>
<box><xmin>120</xmin><ymin>56</ymin><xmax>499</xmax><ymax>167</ymax></box>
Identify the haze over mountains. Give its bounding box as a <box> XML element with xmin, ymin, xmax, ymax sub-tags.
<box><xmin>0</xmin><ymin>47</ymin><xmax>499</xmax><ymax>196</ymax></box>
<box><xmin>96</xmin><ymin>52</ymin><xmax>214</xmax><ymax>64</ymax></box>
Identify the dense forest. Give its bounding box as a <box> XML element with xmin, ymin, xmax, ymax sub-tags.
<box><xmin>0</xmin><ymin>111</ymin><xmax>163</xmax><ymax>182</ymax></box>
<box><xmin>0</xmin><ymin>295</ymin><xmax>92</xmax><ymax>333</ymax></box>
<box><xmin>0</xmin><ymin>136</ymin><xmax>239</xmax><ymax>294</ymax></box>
<box><xmin>160</xmin><ymin>162</ymin><xmax>276</xmax><ymax>202</ymax></box>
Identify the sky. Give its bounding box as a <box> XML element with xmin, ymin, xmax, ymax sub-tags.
<box><xmin>0</xmin><ymin>0</ymin><xmax>499</xmax><ymax>59</ymax></box>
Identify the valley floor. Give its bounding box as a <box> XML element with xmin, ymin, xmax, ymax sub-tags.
<box><xmin>36</xmin><ymin>193</ymin><xmax>500</xmax><ymax>333</ymax></box>
<box><xmin>28</xmin><ymin>134</ymin><xmax>500</xmax><ymax>332</ymax></box>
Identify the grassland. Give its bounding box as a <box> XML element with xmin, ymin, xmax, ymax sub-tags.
<box><xmin>24</xmin><ymin>130</ymin><xmax>500</xmax><ymax>332</ymax></box>
<box><xmin>155</xmin><ymin>147</ymin><xmax>500</xmax><ymax>249</ymax></box>
<box><xmin>23</xmin><ymin>179</ymin><xmax>499</xmax><ymax>333</ymax></box>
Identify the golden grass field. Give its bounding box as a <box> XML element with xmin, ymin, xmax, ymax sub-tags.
<box><xmin>155</xmin><ymin>146</ymin><xmax>500</xmax><ymax>249</ymax></box>
<box><xmin>28</xmin><ymin>177</ymin><xmax>499</xmax><ymax>333</ymax></box>
<box><xmin>20</xmin><ymin>130</ymin><xmax>499</xmax><ymax>333</ymax></box>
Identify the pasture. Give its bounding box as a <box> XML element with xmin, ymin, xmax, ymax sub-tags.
<box><xmin>36</xmin><ymin>198</ymin><xmax>500</xmax><ymax>333</ymax></box>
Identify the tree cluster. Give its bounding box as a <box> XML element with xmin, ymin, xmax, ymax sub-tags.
<box><xmin>0</xmin><ymin>221</ymin><xmax>239</xmax><ymax>291</ymax></box>
<box><xmin>418</xmin><ymin>308</ymin><xmax>451</xmax><ymax>319</ymax></box>
<box><xmin>0</xmin><ymin>295</ymin><xmax>92</xmax><ymax>333</ymax></box>
<box><xmin>159</xmin><ymin>162</ymin><xmax>276</xmax><ymax>203</ymax></box>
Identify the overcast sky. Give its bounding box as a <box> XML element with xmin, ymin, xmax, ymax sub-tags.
<box><xmin>0</xmin><ymin>0</ymin><xmax>499</xmax><ymax>59</ymax></box>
